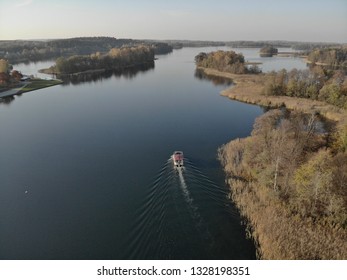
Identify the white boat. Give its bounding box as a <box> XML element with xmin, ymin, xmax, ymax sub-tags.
<box><xmin>172</xmin><ymin>151</ymin><xmax>184</xmax><ymax>168</ymax></box>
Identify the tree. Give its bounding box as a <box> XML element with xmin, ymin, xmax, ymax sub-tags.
<box><xmin>11</xmin><ymin>70</ymin><xmax>23</xmax><ymax>81</ymax></box>
<box><xmin>333</xmin><ymin>123</ymin><xmax>347</xmax><ymax>152</ymax></box>
<box><xmin>55</xmin><ymin>57</ymin><xmax>68</xmax><ymax>73</ymax></box>
<box><xmin>294</xmin><ymin>150</ymin><xmax>334</xmax><ymax>216</ymax></box>
<box><xmin>195</xmin><ymin>50</ymin><xmax>251</xmax><ymax>74</ymax></box>
<box><xmin>195</xmin><ymin>52</ymin><xmax>209</xmax><ymax>68</ymax></box>
<box><xmin>0</xmin><ymin>72</ymin><xmax>10</xmax><ymax>86</ymax></box>
<box><xmin>318</xmin><ymin>83</ymin><xmax>342</xmax><ymax>106</ymax></box>
<box><xmin>307</xmin><ymin>47</ymin><xmax>347</xmax><ymax>66</ymax></box>
<box><xmin>0</xmin><ymin>59</ymin><xmax>9</xmax><ymax>73</ymax></box>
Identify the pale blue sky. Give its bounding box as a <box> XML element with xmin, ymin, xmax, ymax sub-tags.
<box><xmin>0</xmin><ymin>0</ymin><xmax>346</xmax><ymax>42</ymax></box>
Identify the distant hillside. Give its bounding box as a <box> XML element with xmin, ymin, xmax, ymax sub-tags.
<box><xmin>0</xmin><ymin>37</ymin><xmax>172</xmax><ymax>64</ymax></box>
<box><xmin>1</xmin><ymin>37</ymin><xmax>343</xmax><ymax>64</ymax></box>
<box><xmin>160</xmin><ymin>39</ymin><xmax>341</xmax><ymax>50</ymax></box>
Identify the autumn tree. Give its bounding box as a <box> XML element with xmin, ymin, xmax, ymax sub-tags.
<box><xmin>263</xmin><ymin>66</ymin><xmax>347</xmax><ymax>108</ymax></box>
<box><xmin>11</xmin><ymin>70</ymin><xmax>23</xmax><ymax>81</ymax></box>
<box><xmin>307</xmin><ymin>47</ymin><xmax>347</xmax><ymax>67</ymax></box>
<box><xmin>333</xmin><ymin>123</ymin><xmax>347</xmax><ymax>152</ymax></box>
<box><xmin>195</xmin><ymin>52</ymin><xmax>207</xmax><ymax>64</ymax></box>
<box><xmin>195</xmin><ymin>50</ymin><xmax>256</xmax><ymax>74</ymax></box>
<box><xmin>219</xmin><ymin>107</ymin><xmax>347</xmax><ymax>259</ymax></box>
<box><xmin>293</xmin><ymin>149</ymin><xmax>347</xmax><ymax>224</ymax></box>
<box><xmin>0</xmin><ymin>59</ymin><xmax>9</xmax><ymax>73</ymax></box>
<box><xmin>52</xmin><ymin>45</ymin><xmax>154</xmax><ymax>74</ymax></box>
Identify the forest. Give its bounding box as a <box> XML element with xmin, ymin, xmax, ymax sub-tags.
<box><xmin>160</xmin><ymin>39</ymin><xmax>341</xmax><ymax>50</ymax></box>
<box><xmin>195</xmin><ymin>50</ymin><xmax>261</xmax><ymax>74</ymax></box>
<box><xmin>0</xmin><ymin>37</ymin><xmax>172</xmax><ymax>64</ymax></box>
<box><xmin>45</xmin><ymin>45</ymin><xmax>155</xmax><ymax>74</ymax></box>
<box><xmin>1</xmin><ymin>37</ymin><xmax>343</xmax><ymax>65</ymax></box>
<box><xmin>307</xmin><ymin>47</ymin><xmax>347</xmax><ymax>67</ymax></box>
<box><xmin>211</xmin><ymin>45</ymin><xmax>347</xmax><ymax>259</ymax></box>
<box><xmin>263</xmin><ymin>67</ymin><xmax>347</xmax><ymax>109</ymax></box>
<box><xmin>219</xmin><ymin>109</ymin><xmax>347</xmax><ymax>259</ymax></box>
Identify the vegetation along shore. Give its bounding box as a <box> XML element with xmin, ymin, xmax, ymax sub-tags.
<box><xmin>196</xmin><ymin>48</ymin><xmax>347</xmax><ymax>259</ymax></box>
<box><xmin>0</xmin><ymin>59</ymin><xmax>62</xmax><ymax>99</ymax></box>
<box><xmin>199</xmin><ymin>67</ymin><xmax>346</xmax><ymax>122</ymax></box>
<box><xmin>39</xmin><ymin>45</ymin><xmax>155</xmax><ymax>76</ymax></box>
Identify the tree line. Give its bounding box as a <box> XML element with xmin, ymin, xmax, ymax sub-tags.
<box><xmin>160</xmin><ymin>40</ymin><xmax>341</xmax><ymax>50</ymax></box>
<box><xmin>0</xmin><ymin>37</ymin><xmax>172</xmax><ymax>64</ymax></box>
<box><xmin>226</xmin><ymin>41</ymin><xmax>340</xmax><ymax>50</ymax></box>
<box><xmin>50</xmin><ymin>45</ymin><xmax>155</xmax><ymax>74</ymax></box>
<box><xmin>195</xmin><ymin>50</ymin><xmax>261</xmax><ymax>74</ymax></box>
<box><xmin>263</xmin><ymin>67</ymin><xmax>347</xmax><ymax>108</ymax></box>
<box><xmin>219</xmin><ymin>109</ymin><xmax>347</xmax><ymax>259</ymax></box>
<box><xmin>307</xmin><ymin>47</ymin><xmax>347</xmax><ymax>67</ymax></box>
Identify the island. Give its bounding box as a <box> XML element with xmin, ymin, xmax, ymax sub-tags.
<box><xmin>196</xmin><ymin>50</ymin><xmax>347</xmax><ymax>259</ymax></box>
<box><xmin>195</xmin><ymin>50</ymin><xmax>261</xmax><ymax>74</ymax></box>
<box><xmin>39</xmin><ymin>45</ymin><xmax>155</xmax><ymax>76</ymax></box>
<box><xmin>259</xmin><ymin>45</ymin><xmax>279</xmax><ymax>57</ymax></box>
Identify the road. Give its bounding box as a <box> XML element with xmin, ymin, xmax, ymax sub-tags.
<box><xmin>0</xmin><ymin>82</ymin><xmax>29</xmax><ymax>98</ymax></box>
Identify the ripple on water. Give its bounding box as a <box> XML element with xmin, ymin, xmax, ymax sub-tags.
<box><xmin>124</xmin><ymin>156</ymin><xmax>247</xmax><ymax>259</ymax></box>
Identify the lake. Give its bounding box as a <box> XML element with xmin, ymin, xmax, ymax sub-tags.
<box><xmin>0</xmin><ymin>47</ymin><xmax>307</xmax><ymax>259</ymax></box>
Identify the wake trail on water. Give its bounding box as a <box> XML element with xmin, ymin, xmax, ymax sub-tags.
<box><xmin>124</xmin><ymin>159</ymin><xmax>175</xmax><ymax>259</ymax></box>
<box><xmin>124</xmin><ymin>156</ymin><xmax>239</xmax><ymax>259</ymax></box>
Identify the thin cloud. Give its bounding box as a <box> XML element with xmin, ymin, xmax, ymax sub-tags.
<box><xmin>15</xmin><ymin>0</ymin><xmax>33</xmax><ymax>8</ymax></box>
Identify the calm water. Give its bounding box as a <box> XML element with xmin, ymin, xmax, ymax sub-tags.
<box><xmin>0</xmin><ymin>47</ymin><xmax>306</xmax><ymax>259</ymax></box>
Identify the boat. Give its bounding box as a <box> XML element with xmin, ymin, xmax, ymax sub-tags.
<box><xmin>172</xmin><ymin>151</ymin><xmax>184</xmax><ymax>168</ymax></box>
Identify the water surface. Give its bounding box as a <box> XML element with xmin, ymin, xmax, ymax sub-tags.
<box><xmin>0</xmin><ymin>47</ymin><xmax>306</xmax><ymax>259</ymax></box>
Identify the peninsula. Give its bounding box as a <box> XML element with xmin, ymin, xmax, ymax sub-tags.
<box><xmin>0</xmin><ymin>59</ymin><xmax>62</xmax><ymax>99</ymax></box>
<box><xmin>197</xmin><ymin>50</ymin><xmax>347</xmax><ymax>259</ymax></box>
<box><xmin>199</xmin><ymin>67</ymin><xmax>346</xmax><ymax>122</ymax></box>
<box><xmin>39</xmin><ymin>45</ymin><xmax>155</xmax><ymax>76</ymax></box>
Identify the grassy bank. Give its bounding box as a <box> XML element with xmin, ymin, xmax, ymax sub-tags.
<box><xmin>218</xmin><ymin>111</ymin><xmax>347</xmax><ymax>259</ymax></box>
<box><xmin>39</xmin><ymin>68</ymin><xmax>106</xmax><ymax>75</ymax></box>
<box><xmin>202</xmin><ymin>66</ymin><xmax>347</xmax><ymax>259</ymax></box>
<box><xmin>199</xmin><ymin>67</ymin><xmax>346</xmax><ymax>122</ymax></box>
<box><xmin>18</xmin><ymin>78</ymin><xmax>62</xmax><ymax>94</ymax></box>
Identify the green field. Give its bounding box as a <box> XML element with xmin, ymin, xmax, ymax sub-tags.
<box><xmin>18</xmin><ymin>78</ymin><xmax>62</xmax><ymax>93</ymax></box>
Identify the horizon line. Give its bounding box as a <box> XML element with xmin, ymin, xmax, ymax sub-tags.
<box><xmin>0</xmin><ymin>37</ymin><xmax>345</xmax><ymax>45</ymax></box>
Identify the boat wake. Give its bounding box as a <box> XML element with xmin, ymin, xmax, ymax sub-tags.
<box><xmin>124</xmin><ymin>155</ymin><xmax>241</xmax><ymax>259</ymax></box>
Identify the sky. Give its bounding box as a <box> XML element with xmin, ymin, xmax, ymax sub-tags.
<box><xmin>0</xmin><ymin>0</ymin><xmax>346</xmax><ymax>42</ymax></box>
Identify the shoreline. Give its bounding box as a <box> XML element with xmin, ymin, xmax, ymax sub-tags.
<box><xmin>199</xmin><ymin>67</ymin><xmax>346</xmax><ymax>122</ymax></box>
<box><xmin>38</xmin><ymin>60</ymin><xmax>155</xmax><ymax>76</ymax></box>
<box><xmin>201</xmin><ymin>66</ymin><xmax>347</xmax><ymax>259</ymax></box>
<box><xmin>39</xmin><ymin>68</ymin><xmax>106</xmax><ymax>75</ymax></box>
<box><xmin>0</xmin><ymin>78</ymin><xmax>62</xmax><ymax>99</ymax></box>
